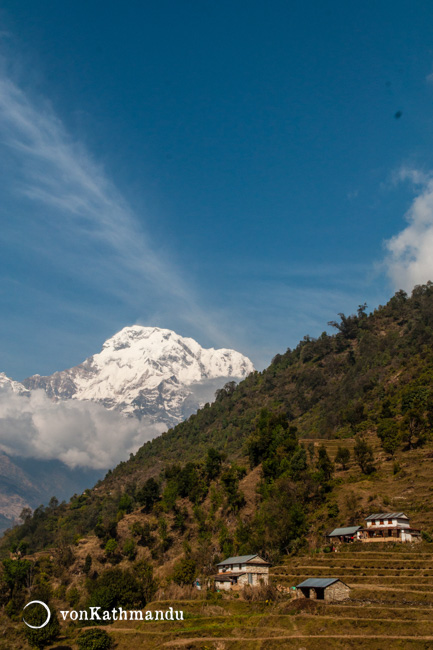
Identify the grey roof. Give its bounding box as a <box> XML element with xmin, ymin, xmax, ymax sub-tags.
<box><xmin>217</xmin><ymin>554</ymin><xmax>260</xmax><ymax>566</ymax></box>
<box><xmin>296</xmin><ymin>578</ymin><xmax>347</xmax><ymax>589</ymax></box>
<box><xmin>365</xmin><ymin>513</ymin><xmax>408</xmax><ymax>521</ymax></box>
<box><xmin>328</xmin><ymin>526</ymin><xmax>361</xmax><ymax>537</ymax></box>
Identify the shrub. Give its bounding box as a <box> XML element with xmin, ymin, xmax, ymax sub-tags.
<box><xmin>4</xmin><ymin>592</ymin><xmax>25</xmax><ymax>620</ymax></box>
<box><xmin>172</xmin><ymin>557</ymin><xmax>196</xmax><ymax>586</ymax></box>
<box><xmin>241</xmin><ymin>583</ymin><xmax>281</xmax><ymax>602</ymax></box>
<box><xmin>77</xmin><ymin>628</ymin><xmax>114</xmax><ymax>650</ymax></box>
<box><xmin>354</xmin><ymin>436</ymin><xmax>375</xmax><ymax>474</ymax></box>
<box><xmin>53</xmin><ymin>584</ymin><xmax>66</xmax><ymax>599</ymax></box>
<box><xmin>2</xmin><ymin>558</ymin><xmax>32</xmax><ymax>597</ymax></box>
<box><xmin>134</xmin><ymin>559</ymin><xmax>158</xmax><ymax>603</ymax></box>
<box><xmin>118</xmin><ymin>493</ymin><xmax>133</xmax><ymax>514</ymax></box>
<box><xmin>66</xmin><ymin>586</ymin><xmax>80</xmax><ymax>607</ymax></box>
<box><xmin>137</xmin><ymin>478</ymin><xmax>160</xmax><ymax>512</ymax></box>
<box><xmin>123</xmin><ymin>537</ymin><xmax>137</xmax><ymax>560</ymax></box>
<box><xmin>23</xmin><ymin>601</ymin><xmax>60</xmax><ymax>649</ymax></box>
<box><xmin>154</xmin><ymin>582</ymin><xmax>204</xmax><ymax>601</ymax></box>
<box><xmin>87</xmin><ymin>567</ymin><xmax>144</xmax><ymax>609</ymax></box>
<box><xmin>83</xmin><ymin>553</ymin><xmax>92</xmax><ymax>575</ymax></box>
<box><xmin>104</xmin><ymin>538</ymin><xmax>118</xmax><ymax>558</ymax></box>
<box><xmin>335</xmin><ymin>446</ymin><xmax>350</xmax><ymax>470</ymax></box>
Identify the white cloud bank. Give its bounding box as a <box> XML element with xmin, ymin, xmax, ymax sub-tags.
<box><xmin>385</xmin><ymin>168</ymin><xmax>433</xmax><ymax>292</ymax></box>
<box><xmin>0</xmin><ymin>387</ymin><xmax>164</xmax><ymax>469</ymax></box>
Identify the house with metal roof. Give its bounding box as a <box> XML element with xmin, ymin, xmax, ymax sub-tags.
<box><xmin>357</xmin><ymin>513</ymin><xmax>421</xmax><ymax>543</ymax></box>
<box><xmin>213</xmin><ymin>554</ymin><xmax>270</xmax><ymax>590</ymax></box>
<box><xmin>296</xmin><ymin>578</ymin><xmax>350</xmax><ymax>601</ymax></box>
<box><xmin>327</xmin><ymin>526</ymin><xmax>361</xmax><ymax>543</ymax></box>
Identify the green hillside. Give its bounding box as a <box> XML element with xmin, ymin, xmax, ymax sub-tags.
<box><xmin>3</xmin><ymin>283</ymin><xmax>433</xmax><ymax>648</ymax></box>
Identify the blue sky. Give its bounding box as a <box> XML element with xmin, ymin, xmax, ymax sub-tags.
<box><xmin>2</xmin><ymin>1</ymin><xmax>433</xmax><ymax>378</ymax></box>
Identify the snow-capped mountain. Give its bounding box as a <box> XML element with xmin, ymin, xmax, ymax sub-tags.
<box><xmin>0</xmin><ymin>327</ymin><xmax>254</xmax><ymax>532</ymax></box>
<box><xmin>0</xmin><ymin>372</ymin><xmax>29</xmax><ymax>396</ymax></box>
<box><xmin>23</xmin><ymin>326</ymin><xmax>254</xmax><ymax>426</ymax></box>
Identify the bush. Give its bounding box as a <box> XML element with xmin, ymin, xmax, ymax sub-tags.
<box><xmin>123</xmin><ymin>537</ymin><xmax>137</xmax><ymax>560</ymax></box>
<box><xmin>137</xmin><ymin>477</ymin><xmax>160</xmax><ymax>512</ymax></box>
<box><xmin>23</xmin><ymin>601</ymin><xmax>60</xmax><ymax>649</ymax></box>
<box><xmin>335</xmin><ymin>446</ymin><xmax>350</xmax><ymax>470</ymax></box>
<box><xmin>154</xmin><ymin>582</ymin><xmax>204</xmax><ymax>601</ymax></box>
<box><xmin>77</xmin><ymin>628</ymin><xmax>114</xmax><ymax>650</ymax></box>
<box><xmin>118</xmin><ymin>493</ymin><xmax>133</xmax><ymax>514</ymax></box>
<box><xmin>104</xmin><ymin>538</ymin><xmax>118</xmax><ymax>558</ymax></box>
<box><xmin>4</xmin><ymin>592</ymin><xmax>25</xmax><ymax>620</ymax></box>
<box><xmin>87</xmin><ymin>567</ymin><xmax>144</xmax><ymax>609</ymax></box>
<box><xmin>134</xmin><ymin>559</ymin><xmax>158</xmax><ymax>603</ymax></box>
<box><xmin>66</xmin><ymin>586</ymin><xmax>80</xmax><ymax>607</ymax></box>
<box><xmin>354</xmin><ymin>436</ymin><xmax>375</xmax><ymax>474</ymax></box>
<box><xmin>83</xmin><ymin>553</ymin><xmax>92</xmax><ymax>575</ymax></box>
<box><xmin>241</xmin><ymin>583</ymin><xmax>281</xmax><ymax>602</ymax></box>
<box><xmin>2</xmin><ymin>558</ymin><xmax>32</xmax><ymax>597</ymax></box>
<box><xmin>172</xmin><ymin>557</ymin><xmax>196</xmax><ymax>586</ymax></box>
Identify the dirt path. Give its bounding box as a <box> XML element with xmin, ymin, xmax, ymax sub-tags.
<box><xmin>162</xmin><ymin>634</ymin><xmax>433</xmax><ymax>646</ymax></box>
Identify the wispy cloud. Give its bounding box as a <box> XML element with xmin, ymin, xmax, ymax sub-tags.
<box><xmin>385</xmin><ymin>167</ymin><xmax>433</xmax><ymax>291</ymax></box>
<box><xmin>0</xmin><ymin>67</ymin><xmax>228</xmax><ymax>347</ymax></box>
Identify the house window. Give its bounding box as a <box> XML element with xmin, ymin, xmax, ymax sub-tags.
<box><xmin>379</xmin><ymin>520</ymin><xmax>384</xmax><ymax>526</ymax></box>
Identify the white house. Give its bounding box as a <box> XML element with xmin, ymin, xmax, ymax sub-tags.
<box><xmin>357</xmin><ymin>512</ymin><xmax>421</xmax><ymax>543</ymax></box>
<box><xmin>213</xmin><ymin>554</ymin><xmax>270</xmax><ymax>590</ymax></box>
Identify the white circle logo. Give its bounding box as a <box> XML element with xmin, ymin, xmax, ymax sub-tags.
<box><xmin>23</xmin><ymin>600</ymin><xmax>51</xmax><ymax>629</ymax></box>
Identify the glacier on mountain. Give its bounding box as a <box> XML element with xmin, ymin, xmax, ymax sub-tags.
<box><xmin>23</xmin><ymin>326</ymin><xmax>255</xmax><ymax>426</ymax></box>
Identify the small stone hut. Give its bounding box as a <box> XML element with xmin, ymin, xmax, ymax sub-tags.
<box><xmin>296</xmin><ymin>578</ymin><xmax>350</xmax><ymax>602</ymax></box>
<box><xmin>213</xmin><ymin>554</ymin><xmax>270</xmax><ymax>590</ymax></box>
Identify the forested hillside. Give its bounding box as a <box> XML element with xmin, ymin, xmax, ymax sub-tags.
<box><xmin>3</xmin><ymin>283</ymin><xmax>433</xmax><ymax>648</ymax></box>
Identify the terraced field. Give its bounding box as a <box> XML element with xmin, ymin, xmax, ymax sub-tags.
<box><xmin>273</xmin><ymin>546</ymin><xmax>433</xmax><ymax>596</ymax></box>
<box><xmin>50</xmin><ymin>544</ymin><xmax>432</xmax><ymax>649</ymax></box>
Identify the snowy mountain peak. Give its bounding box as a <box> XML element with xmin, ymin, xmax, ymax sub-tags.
<box><xmin>23</xmin><ymin>327</ymin><xmax>255</xmax><ymax>425</ymax></box>
<box><xmin>0</xmin><ymin>372</ymin><xmax>29</xmax><ymax>396</ymax></box>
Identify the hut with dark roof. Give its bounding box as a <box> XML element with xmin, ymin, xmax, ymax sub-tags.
<box><xmin>296</xmin><ymin>578</ymin><xmax>350</xmax><ymax>601</ymax></box>
<box><xmin>327</xmin><ymin>526</ymin><xmax>361</xmax><ymax>543</ymax></box>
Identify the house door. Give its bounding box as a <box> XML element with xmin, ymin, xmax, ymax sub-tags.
<box><xmin>248</xmin><ymin>573</ymin><xmax>253</xmax><ymax>585</ymax></box>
